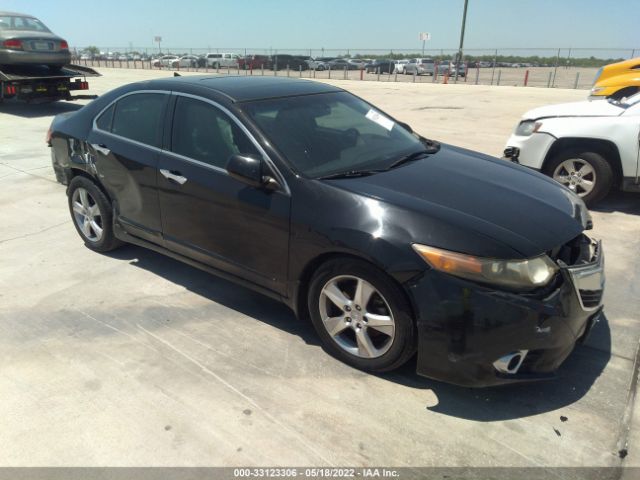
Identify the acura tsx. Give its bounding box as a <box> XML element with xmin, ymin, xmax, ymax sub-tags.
<box><xmin>48</xmin><ymin>76</ymin><xmax>605</xmax><ymax>387</ymax></box>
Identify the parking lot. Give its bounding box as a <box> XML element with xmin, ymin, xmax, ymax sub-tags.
<box><xmin>1</xmin><ymin>68</ymin><xmax>639</xmax><ymax>472</ymax></box>
<box><xmin>80</xmin><ymin>59</ymin><xmax>601</xmax><ymax>89</ymax></box>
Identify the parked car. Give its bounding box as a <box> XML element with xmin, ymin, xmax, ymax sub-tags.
<box><xmin>172</xmin><ymin>55</ymin><xmax>199</xmax><ymax>68</ymax></box>
<box><xmin>348</xmin><ymin>58</ymin><xmax>366</xmax><ymax>69</ymax></box>
<box><xmin>403</xmin><ymin>58</ymin><xmax>435</xmax><ymax>76</ymax></box>
<box><xmin>152</xmin><ymin>55</ymin><xmax>178</xmax><ymax>68</ymax></box>
<box><xmin>205</xmin><ymin>52</ymin><xmax>240</xmax><ymax>68</ymax></box>
<box><xmin>364</xmin><ymin>59</ymin><xmax>395</xmax><ymax>73</ymax></box>
<box><xmin>271</xmin><ymin>54</ymin><xmax>309</xmax><ymax>71</ymax></box>
<box><xmin>503</xmin><ymin>92</ymin><xmax>640</xmax><ymax>206</ymax></box>
<box><xmin>0</xmin><ymin>11</ymin><xmax>71</xmax><ymax>69</ymax></box>
<box><xmin>394</xmin><ymin>59</ymin><xmax>409</xmax><ymax>74</ymax></box>
<box><xmin>436</xmin><ymin>62</ymin><xmax>466</xmax><ymax>77</ymax></box>
<box><xmin>306</xmin><ymin>57</ymin><xmax>330</xmax><ymax>70</ymax></box>
<box><xmin>238</xmin><ymin>54</ymin><xmax>273</xmax><ymax>70</ymax></box>
<box><xmin>327</xmin><ymin>58</ymin><xmax>358</xmax><ymax>70</ymax></box>
<box><xmin>590</xmin><ymin>57</ymin><xmax>640</xmax><ymax>100</ymax></box>
<box><xmin>48</xmin><ymin>76</ymin><xmax>603</xmax><ymax>387</ymax></box>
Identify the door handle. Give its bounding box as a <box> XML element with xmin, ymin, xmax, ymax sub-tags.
<box><xmin>90</xmin><ymin>143</ymin><xmax>110</xmax><ymax>155</ymax></box>
<box><xmin>160</xmin><ymin>169</ymin><xmax>188</xmax><ymax>185</ymax></box>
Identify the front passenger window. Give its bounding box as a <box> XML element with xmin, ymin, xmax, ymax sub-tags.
<box><xmin>171</xmin><ymin>96</ymin><xmax>259</xmax><ymax>169</ymax></box>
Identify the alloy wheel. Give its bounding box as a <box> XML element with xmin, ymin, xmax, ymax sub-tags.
<box><xmin>552</xmin><ymin>158</ymin><xmax>596</xmax><ymax>197</ymax></box>
<box><xmin>318</xmin><ymin>275</ymin><xmax>395</xmax><ymax>358</ymax></box>
<box><xmin>71</xmin><ymin>187</ymin><xmax>103</xmax><ymax>242</ymax></box>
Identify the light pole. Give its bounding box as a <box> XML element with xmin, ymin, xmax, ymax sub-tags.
<box><xmin>454</xmin><ymin>0</ymin><xmax>469</xmax><ymax>83</ymax></box>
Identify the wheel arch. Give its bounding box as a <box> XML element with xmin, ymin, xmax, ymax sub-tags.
<box><xmin>67</xmin><ymin>168</ymin><xmax>113</xmax><ymax>203</ymax></box>
<box><xmin>542</xmin><ymin>137</ymin><xmax>623</xmax><ymax>187</ymax></box>
<box><xmin>293</xmin><ymin>251</ymin><xmax>417</xmax><ymax>324</ymax></box>
<box><xmin>608</xmin><ymin>86</ymin><xmax>639</xmax><ymax>100</ymax></box>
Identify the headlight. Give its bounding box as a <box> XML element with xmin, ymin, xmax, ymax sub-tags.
<box><xmin>514</xmin><ymin>120</ymin><xmax>542</xmax><ymax>136</ymax></box>
<box><xmin>412</xmin><ymin>244</ymin><xmax>559</xmax><ymax>291</ymax></box>
<box><xmin>591</xmin><ymin>86</ymin><xmax>606</xmax><ymax>94</ymax></box>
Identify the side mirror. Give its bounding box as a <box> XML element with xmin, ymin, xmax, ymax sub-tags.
<box><xmin>226</xmin><ymin>154</ymin><xmax>279</xmax><ymax>190</ymax></box>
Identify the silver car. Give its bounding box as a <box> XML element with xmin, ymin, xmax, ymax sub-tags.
<box><xmin>404</xmin><ymin>58</ymin><xmax>435</xmax><ymax>76</ymax></box>
<box><xmin>0</xmin><ymin>11</ymin><xmax>71</xmax><ymax>68</ymax></box>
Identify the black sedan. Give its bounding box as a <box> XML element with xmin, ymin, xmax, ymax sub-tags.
<box><xmin>364</xmin><ymin>59</ymin><xmax>395</xmax><ymax>74</ymax></box>
<box><xmin>48</xmin><ymin>76</ymin><xmax>604</xmax><ymax>387</ymax></box>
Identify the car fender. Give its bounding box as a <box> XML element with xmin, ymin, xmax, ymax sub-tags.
<box><xmin>537</xmin><ymin>116</ymin><xmax>639</xmax><ymax>176</ymax></box>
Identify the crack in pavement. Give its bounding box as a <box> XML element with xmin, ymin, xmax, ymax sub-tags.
<box><xmin>0</xmin><ymin>162</ymin><xmax>58</xmax><ymax>184</ymax></box>
<box><xmin>0</xmin><ymin>221</ymin><xmax>68</xmax><ymax>245</ymax></box>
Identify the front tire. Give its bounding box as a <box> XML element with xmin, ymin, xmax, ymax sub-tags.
<box><xmin>544</xmin><ymin>150</ymin><xmax>613</xmax><ymax>207</ymax></box>
<box><xmin>308</xmin><ymin>258</ymin><xmax>416</xmax><ymax>373</ymax></box>
<box><xmin>67</xmin><ymin>176</ymin><xmax>122</xmax><ymax>252</ymax></box>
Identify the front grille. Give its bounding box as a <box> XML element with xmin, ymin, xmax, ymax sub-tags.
<box><xmin>579</xmin><ymin>289</ymin><xmax>603</xmax><ymax>309</ymax></box>
<box><xmin>550</xmin><ymin>234</ymin><xmax>604</xmax><ymax>311</ymax></box>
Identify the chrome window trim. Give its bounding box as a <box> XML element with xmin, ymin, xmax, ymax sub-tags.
<box><xmin>91</xmin><ymin>89</ymin><xmax>171</xmax><ymax>138</ymax></box>
<box><xmin>90</xmin><ymin>89</ymin><xmax>290</xmax><ymax>195</ymax></box>
<box><xmin>171</xmin><ymin>92</ymin><xmax>290</xmax><ymax>195</ymax></box>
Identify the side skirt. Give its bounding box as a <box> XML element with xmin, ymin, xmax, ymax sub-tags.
<box><xmin>113</xmin><ymin>219</ymin><xmax>294</xmax><ymax>310</ymax></box>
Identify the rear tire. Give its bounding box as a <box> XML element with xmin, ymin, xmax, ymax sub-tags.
<box><xmin>544</xmin><ymin>150</ymin><xmax>613</xmax><ymax>207</ymax></box>
<box><xmin>308</xmin><ymin>258</ymin><xmax>416</xmax><ymax>373</ymax></box>
<box><xmin>67</xmin><ymin>176</ymin><xmax>122</xmax><ymax>252</ymax></box>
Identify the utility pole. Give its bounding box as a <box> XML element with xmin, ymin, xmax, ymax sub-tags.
<box><xmin>454</xmin><ymin>0</ymin><xmax>469</xmax><ymax>83</ymax></box>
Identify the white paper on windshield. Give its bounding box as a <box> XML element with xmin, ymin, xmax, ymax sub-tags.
<box><xmin>365</xmin><ymin>109</ymin><xmax>394</xmax><ymax>131</ymax></box>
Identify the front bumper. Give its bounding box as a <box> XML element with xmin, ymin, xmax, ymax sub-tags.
<box><xmin>503</xmin><ymin>132</ymin><xmax>556</xmax><ymax>170</ymax></box>
<box><xmin>407</xmin><ymin>238</ymin><xmax>604</xmax><ymax>387</ymax></box>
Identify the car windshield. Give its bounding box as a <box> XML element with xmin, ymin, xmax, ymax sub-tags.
<box><xmin>0</xmin><ymin>15</ymin><xmax>50</xmax><ymax>32</ymax></box>
<box><xmin>243</xmin><ymin>91</ymin><xmax>427</xmax><ymax>178</ymax></box>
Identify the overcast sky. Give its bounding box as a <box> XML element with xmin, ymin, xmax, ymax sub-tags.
<box><xmin>3</xmin><ymin>0</ymin><xmax>638</xmax><ymax>55</ymax></box>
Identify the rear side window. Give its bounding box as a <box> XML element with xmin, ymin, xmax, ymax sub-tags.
<box><xmin>96</xmin><ymin>104</ymin><xmax>114</xmax><ymax>131</ymax></box>
<box><xmin>171</xmin><ymin>96</ymin><xmax>259</xmax><ymax>169</ymax></box>
<box><xmin>110</xmin><ymin>93</ymin><xmax>167</xmax><ymax>147</ymax></box>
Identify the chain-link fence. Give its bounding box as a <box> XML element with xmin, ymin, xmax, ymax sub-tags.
<box><xmin>72</xmin><ymin>47</ymin><xmax>639</xmax><ymax>90</ymax></box>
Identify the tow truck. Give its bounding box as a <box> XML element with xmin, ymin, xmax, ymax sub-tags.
<box><xmin>0</xmin><ymin>63</ymin><xmax>99</xmax><ymax>103</ymax></box>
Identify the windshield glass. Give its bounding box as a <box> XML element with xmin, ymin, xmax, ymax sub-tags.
<box><xmin>243</xmin><ymin>91</ymin><xmax>426</xmax><ymax>178</ymax></box>
<box><xmin>0</xmin><ymin>15</ymin><xmax>51</xmax><ymax>32</ymax></box>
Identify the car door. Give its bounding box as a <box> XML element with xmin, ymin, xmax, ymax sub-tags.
<box><xmin>87</xmin><ymin>91</ymin><xmax>169</xmax><ymax>243</ymax></box>
<box><xmin>157</xmin><ymin>94</ymin><xmax>291</xmax><ymax>295</ymax></box>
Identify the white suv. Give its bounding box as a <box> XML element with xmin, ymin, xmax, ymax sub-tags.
<box><xmin>504</xmin><ymin>93</ymin><xmax>640</xmax><ymax>206</ymax></box>
<box><xmin>205</xmin><ymin>52</ymin><xmax>240</xmax><ymax>68</ymax></box>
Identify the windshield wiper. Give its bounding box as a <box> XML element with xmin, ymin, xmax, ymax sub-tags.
<box><xmin>317</xmin><ymin>169</ymin><xmax>386</xmax><ymax>180</ymax></box>
<box><xmin>386</xmin><ymin>150</ymin><xmax>432</xmax><ymax>170</ymax></box>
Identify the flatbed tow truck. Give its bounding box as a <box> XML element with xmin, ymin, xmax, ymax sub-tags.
<box><xmin>0</xmin><ymin>64</ymin><xmax>100</xmax><ymax>103</ymax></box>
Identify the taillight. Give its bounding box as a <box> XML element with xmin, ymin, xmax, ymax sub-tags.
<box><xmin>60</xmin><ymin>40</ymin><xmax>69</xmax><ymax>50</ymax></box>
<box><xmin>4</xmin><ymin>84</ymin><xmax>17</xmax><ymax>95</ymax></box>
<box><xmin>3</xmin><ymin>39</ymin><xmax>22</xmax><ymax>50</ymax></box>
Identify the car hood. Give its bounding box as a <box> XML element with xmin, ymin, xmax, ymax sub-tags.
<box><xmin>323</xmin><ymin>144</ymin><xmax>587</xmax><ymax>259</ymax></box>
<box><xmin>523</xmin><ymin>99</ymin><xmax>624</xmax><ymax>120</ymax></box>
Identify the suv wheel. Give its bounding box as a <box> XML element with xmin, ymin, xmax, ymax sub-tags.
<box><xmin>67</xmin><ymin>176</ymin><xmax>122</xmax><ymax>252</ymax></box>
<box><xmin>544</xmin><ymin>150</ymin><xmax>613</xmax><ymax>207</ymax></box>
<box><xmin>308</xmin><ymin>258</ymin><xmax>416</xmax><ymax>373</ymax></box>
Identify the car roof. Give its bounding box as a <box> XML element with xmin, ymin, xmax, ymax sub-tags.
<box><xmin>142</xmin><ymin>75</ymin><xmax>343</xmax><ymax>103</ymax></box>
<box><xmin>0</xmin><ymin>11</ymin><xmax>35</xmax><ymax>17</ymax></box>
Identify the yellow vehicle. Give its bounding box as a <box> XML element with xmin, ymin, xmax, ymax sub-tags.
<box><xmin>590</xmin><ymin>57</ymin><xmax>640</xmax><ymax>99</ymax></box>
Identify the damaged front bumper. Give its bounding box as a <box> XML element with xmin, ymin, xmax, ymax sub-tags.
<box><xmin>407</xmin><ymin>237</ymin><xmax>604</xmax><ymax>387</ymax></box>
